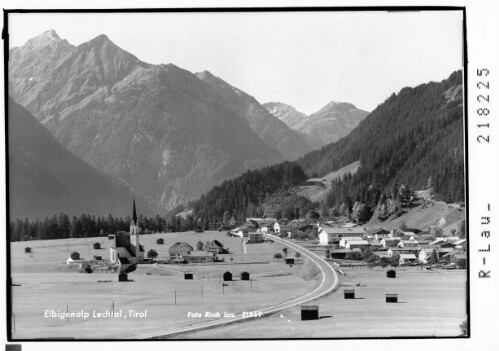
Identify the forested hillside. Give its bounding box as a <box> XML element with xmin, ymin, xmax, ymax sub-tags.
<box><xmin>190</xmin><ymin>162</ymin><xmax>307</xmax><ymax>223</ymax></box>
<box><xmin>299</xmin><ymin>70</ymin><xmax>464</xmax><ymax>205</ymax></box>
<box><xmin>189</xmin><ymin>71</ymin><xmax>465</xmax><ymax>224</ymax></box>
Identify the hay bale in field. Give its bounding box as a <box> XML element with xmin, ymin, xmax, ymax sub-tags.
<box><xmin>157</xmin><ymin>238</ymin><xmax>164</xmax><ymax>245</ymax></box>
<box><xmin>24</xmin><ymin>247</ymin><xmax>31</xmax><ymax>253</ymax></box>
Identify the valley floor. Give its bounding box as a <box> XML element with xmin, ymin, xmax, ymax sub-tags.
<box><xmin>178</xmin><ymin>265</ymin><xmax>467</xmax><ymax>339</ymax></box>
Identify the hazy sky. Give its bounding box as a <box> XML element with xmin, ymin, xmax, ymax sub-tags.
<box><xmin>8</xmin><ymin>11</ymin><xmax>463</xmax><ymax>114</ymax></box>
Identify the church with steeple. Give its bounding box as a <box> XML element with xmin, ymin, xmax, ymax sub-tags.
<box><xmin>108</xmin><ymin>198</ymin><xmax>144</xmax><ymax>269</ymax></box>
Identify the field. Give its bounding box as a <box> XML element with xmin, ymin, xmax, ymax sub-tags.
<box><xmin>10</xmin><ymin>231</ymin><xmax>321</xmax><ymax>339</ymax></box>
<box><xmin>180</xmin><ymin>265</ymin><xmax>467</xmax><ymax>339</ymax></box>
<box><xmin>10</xmin><ymin>232</ymin><xmax>467</xmax><ymax>339</ymax></box>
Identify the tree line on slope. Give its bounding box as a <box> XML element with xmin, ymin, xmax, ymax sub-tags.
<box><xmin>187</xmin><ymin>71</ymin><xmax>465</xmax><ymax>225</ymax></box>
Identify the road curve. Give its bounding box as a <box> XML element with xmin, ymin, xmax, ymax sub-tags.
<box><xmin>131</xmin><ymin>235</ymin><xmax>339</xmax><ymax>339</ymax></box>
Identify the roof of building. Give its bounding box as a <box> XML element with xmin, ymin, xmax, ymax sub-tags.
<box><xmin>118</xmin><ymin>257</ymin><xmax>131</xmax><ymax>264</ymax></box>
<box><xmin>384</xmin><ymin>237</ymin><xmax>402</xmax><ymax>241</ymax></box>
<box><xmin>132</xmin><ymin>198</ymin><xmax>137</xmax><ymax>224</ymax></box>
<box><xmin>321</xmin><ymin>227</ymin><xmax>366</xmax><ymax>235</ymax></box>
<box><xmin>342</xmin><ymin>223</ymin><xmax>358</xmax><ymax>228</ymax></box>
<box><xmin>343</xmin><ymin>237</ymin><xmax>364</xmax><ymax>241</ymax></box>
<box><xmin>371</xmin><ymin>251</ymin><xmax>391</xmax><ymax>258</ymax></box>
<box><xmin>169</xmin><ymin>242</ymin><xmax>194</xmax><ymax>254</ymax></box>
<box><xmin>437</xmin><ymin>248</ymin><xmax>455</xmax><ymax>253</ymax></box>
<box><xmin>399</xmin><ymin>254</ymin><xmax>417</xmax><ymax>259</ymax></box>
<box><xmin>348</xmin><ymin>240</ymin><xmax>370</xmax><ymax>245</ymax></box>
<box><xmin>331</xmin><ymin>249</ymin><xmax>361</xmax><ymax>253</ymax></box>
<box><xmin>366</xmin><ymin>228</ymin><xmax>391</xmax><ymax>235</ymax></box>
<box><xmin>400</xmin><ymin>240</ymin><xmax>419</xmax><ymax>244</ymax></box>
<box><xmin>209</xmin><ymin>240</ymin><xmax>224</xmax><ymax>247</ymax></box>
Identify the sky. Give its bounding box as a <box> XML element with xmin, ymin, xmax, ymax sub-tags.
<box><xmin>8</xmin><ymin>11</ymin><xmax>463</xmax><ymax>114</ymax></box>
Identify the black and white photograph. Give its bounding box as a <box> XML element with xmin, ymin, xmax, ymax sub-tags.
<box><xmin>2</xmin><ymin>4</ymin><xmax>484</xmax><ymax>345</ymax></box>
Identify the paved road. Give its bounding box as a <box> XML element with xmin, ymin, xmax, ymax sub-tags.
<box><xmin>131</xmin><ymin>235</ymin><xmax>339</xmax><ymax>339</ymax></box>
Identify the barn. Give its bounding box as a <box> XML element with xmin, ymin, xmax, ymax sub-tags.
<box><xmin>300</xmin><ymin>305</ymin><xmax>319</xmax><ymax>320</ymax></box>
<box><xmin>240</xmin><ymin>272</ymin><xmax>250</xmax><ymax>281</ymax></box>
<box><xmin>386</xmin><ymin>269</ymin><xmax>396</xmax><ymax>278</ymax></box>
<box><xmin>223</xmin><ymin>271</ymin><xmax>232</xmax><ymax>281</ymax></box>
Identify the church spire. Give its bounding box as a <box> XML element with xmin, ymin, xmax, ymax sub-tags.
<box><xmin>132</xmin><ymin>198</ymin><xmax>137</xmax><ymax>224</ymax></box>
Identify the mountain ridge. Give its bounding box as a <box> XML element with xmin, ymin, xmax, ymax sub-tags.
<box><xmin>196</xmin><ymin>70</ymin><xmax>312</xmax><ymax>160</ymax></box>
<box><xmin>8</xmin><ymin>97</ymin><xmax>152</xmax><ymax>219</ymax></box>
<box><xmin>8</xmin><ymin>32</ymin><xmax>285</xmax><ymax>212</ymax></box>
<box><xmin>263</xmin><ymin>100</ymin><xmax>369</xmax><ymax>149</ymax></box>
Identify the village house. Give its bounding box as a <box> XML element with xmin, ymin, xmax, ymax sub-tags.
<box><xmin>398</xmin><ymin>253</ymin><xmax>418</xmax><ymax>265</ymax></box>
<box><xmin>169</xmin><ymin>242</ymin><xmax>194</xmax><ymax>262</ymax></box>
<box><xmin>248</xmin><ymin>232</ymin><xmax>264</xmax><ymax>243</ymax></box>
<box><xmin>372</xmin><ymin>251</ymin><xmax>391</xmax><ymax>260</ymax></box>
<box><xmin>368</xmin><ymin>239</ymin><xmax>383</xmax><ymax>250</ymax></box>
<box><xmin>346</xmin><ymin>240</ymin><xmax>370</xmax><ymax>250</ymax></box>
<box><xmin>403</xmin><ymin>231</ymin><xmax>417</xmax><ymax>239</ymax></box>
<box><xmin>206</xmin><ymin>240</ymin><xmax>225</xmax><ymax>254</ymax></box>
<box><xmin>418</xmin><ymin>248</ymin><xmax>435</xmax><ymax>264</ymax></box>
<box><xmin>388</xmin><ymin>247</ymin><xmax>419</xmax><ymax>257</ymax></box>
<box><xmin>329</xmin><ymin>248</ymin><xmax>361</xmax><ymax>259</ymax></box>
<box><xmin>381</xmin><ymin>237</ymin><xmax>402</xmax><ymax>248</ymax></box>
<box><xmin>442</xmin><ymin>252</ymin><xmax>467</xmax><ymax>268</ymax></box>
<box><xmin>339</xmin><ymin>237</ymin><xmax>363</xmax><ymax>248</ymax></box>
<box><xmin>435</xmin><ymin>247</ymin><xmax>455</xmax><ymax>259</ymax></box>
<box><xmin>232</xmin><ymin>228</ymin><xmax>249</xmax><ymax>238</ymax></box>
<box><xmin>397</xmin><ymin>240</ymin><xmax>419</xmax><ymax>248</ymax></box>
<box><xmin>274</xmin><ymin>220</ymin><xmax>292</xmax><ymax>234</ymax></box>
<box><xmin>186</xmin><ymin>251</ymin><xmax>216</xmax><ymax>263</ymax></box>
<box><xmin>318</xmin><ymin>227</ymin><xmax>366</xmax><ymax>246</ymax></box>
<box><xmin>366</xmin><ymin>228</ymin><xmax>391</xmax><ymax>241</ymax></box>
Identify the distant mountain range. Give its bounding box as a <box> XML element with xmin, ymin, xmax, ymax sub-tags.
<box><xmin>7</xmin><ymin>30</ymin><xmax>375</xmax><ymax>217</ymax></box>
<box><xmin>264</xmin><ymin>101</ymin><xmax>369</xmax><ymax>149</ymax></box>
<box><xmin>9</xmin><ymin>30</ymin><xmax>305</xmax><ymax>213</ymax></box>
<box><xmin>8</xmin><ymin>98</ymin><xmax>149</xmax><ymax>219</ymax></box>
<box><xmin>196</xmin><ymin>71</ymin><xmax>311</xmax><ymax>160</ymax></box>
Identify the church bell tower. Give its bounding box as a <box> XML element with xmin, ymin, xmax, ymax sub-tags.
<box><xmin>130</xmin><ymin>198</ymin><xmax>142</xmax><ymax>261</ymax></box>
